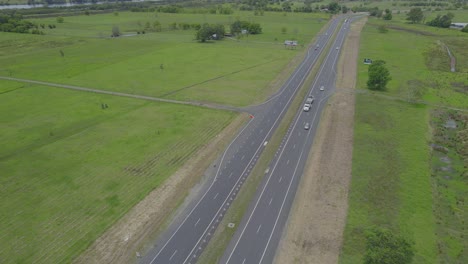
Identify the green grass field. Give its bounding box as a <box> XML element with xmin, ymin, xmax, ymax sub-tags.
<box><xmin>340</xmin><ymin>15</ymin><xmax>467</xmax><ymax>264</ymax></box>
<box><xmin>0</xmin><ymin>11</ymin><xmax>328</xmax><ymax>107</ymax></box>
<box><xmin>0</xmin><ymin>78</ymin><xmax>236</xmax><ymax>263</ymax></box>
<box><xmin>0</xmin><ymin>8</ymin><xmax>328</xmax><ymax>264</ymax></box>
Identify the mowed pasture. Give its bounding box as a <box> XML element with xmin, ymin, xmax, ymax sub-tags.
<box><xmin>340</xmin><ymin>17</ymin><xmax>467</xmax><ymax>264</ymax></box>
<box><xmin>0</xmin><ymin>79</ymin><xmax>236</xmax><ymax>263</ymax></box>
<box><xmin>2</xmin><ymin>11</ymin><xmax>328</xmax><ymax>106</ymax></box>
<box><xmin>0</xmin><ymin>9</ymin><xmax>327</xmax><ymax>264</ymax></box>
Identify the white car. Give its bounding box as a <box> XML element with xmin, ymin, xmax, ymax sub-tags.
<box><xmin>320</xmin><ymin>86</ymin><xmax>325</xmax><ymax>91</ymax></box>
<box><xmin>303</xmin><ymin>104</ymin><xmax>311</xmax><ymax>112</ymax></box>
<box><xmin>336</xmin><ymin>46</ymin><xmax>339</xmax><ymax>50</ymax></box>
<box><xmin>304</xmin><ymin>123</ymin><xmax>310</xmax><ymax>130</ymax></box>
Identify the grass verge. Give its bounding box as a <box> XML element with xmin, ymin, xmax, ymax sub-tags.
<box><xmin>196</xmin><ymin>17</ymin><xmax>341</xmax><ymax>263</ymax></box>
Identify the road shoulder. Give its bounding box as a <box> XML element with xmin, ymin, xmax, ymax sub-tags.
<box><xmin>273</xmin><ymin>17</ymin><xmax>367</xmax><ymax>264</ymax></box>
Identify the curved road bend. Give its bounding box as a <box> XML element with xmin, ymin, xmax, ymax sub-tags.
<box><xmin>141</xmin><ymin>16</ymin><xmax>346</xmax><ymax>264</ymax></box>
<box><xmin>220</xmin><ymin>17</ymin><xmax>358</xmax><ymax>264</ymax></box>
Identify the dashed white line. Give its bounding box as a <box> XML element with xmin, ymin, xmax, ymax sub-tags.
<box><xmin>242</xmin><ymin>258</ymin><xmax>246</xmax><ymax>264</ymax></box>
<box><xmin>213</xmin><ymin>193</ymin><xmax>219</xmax><ymax>200</ymax></box>
<box><xmin>269</xmin><ymin>197</ymin><xmax>273</xmax><ymax>205</ymax></box>
<box><xmin>293</xmin><ymin>144</ymin><xmax>296</xmax><ymax>149</ymax></box>
<box><xmin>256</xmin><ymin>224</ymin><xmax>262</xmax><ymax>234</ymax></box>
<box><xmin>287</xmin><ymin>159</ymin><xmax>290</xmax><ymax>165</ymax></box>
<box><xmin>241</xmin><ymin>155</ymin><xmax>245</xmax><ymax>161</ymax></box>
<box><xmin>279</xmin><ymin>176</ymin><xmax>283</xmax><ymax>183</ymax></box>
<box><xmin>169</xmin><ymin>250</ymin><xmax>177</xmax><ymax>261</ymax></box>
<box><xmin>194</xmin><ymin>218</ymin><xmax>201</xmax><ymax>227</ymax></box>
<box><xmin>228</xmin><ymin>172</ymin><xmax>233</xmax><ymax>178</ymax></box>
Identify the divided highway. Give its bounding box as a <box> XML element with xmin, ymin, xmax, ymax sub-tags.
<box><xmin>220</xmin><ymin>17</ymin><xmax>356</xmax><ymax>264</ymax></box>
<box><xmin>141</xmin><ymin>16</ymin><xmax>347</xmax><ymax>264</ymax></box>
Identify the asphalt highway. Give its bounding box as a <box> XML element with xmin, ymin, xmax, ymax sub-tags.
<box><xmin>141</xmin><ymin>16</ymin><xmax>347</xmax><ymax>264</ymax></box>
<box><xmin>220</xmin><ymin>17</ymin><xmax>356</xmax><ymax>264</ymax></box>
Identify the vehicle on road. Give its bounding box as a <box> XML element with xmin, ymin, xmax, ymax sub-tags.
<box><xmin>305</xmin><ymin>96</ymin><xmax>314</xmax><ymax>104</ymax></box>
<box><xmin>336</xmin><ymin>46</ymin><xmax>339</xmax><ymax>50</ymax></box>
<box><xmin>303</xmin><ymin>104</ymin><xmax>311</xmax><ymax>112</ymax></box>
<box><xmin>320</xmin><ymin>86</ymin><xmax>325</xmax><ymax>91</ymax></box>
<box><xmin>304</xmin><ymin>123</ymin><xmax>310</xmax><ymax>130</ymax></box>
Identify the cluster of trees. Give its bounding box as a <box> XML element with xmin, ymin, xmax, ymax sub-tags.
<box><xmin>406</xmin><ymin>8</ymin><xmax>424</xmax><ymax>23</ymax></box>
<box><xmin>230</xmin><ymin>20</ymin><xmax>262</xmax><ymax>35</ymax></box>
<box><xmin>368</xmin><ymin>7</ymin><xmax>392</xmax><ymax>20</ymax></box>
<box><xmin>196</xmin><ymin>23</ymin><xmax>225</xmax><ymax>42</ymax></box>
<box><xmin>426</xmin><ymin>12</ymin><xmax>454</xmax><ymax>28</ymax></box>
<box><xmin>195</xmin><ymin>20</ymin><xmax>264</xmax><ymax>42</ymax></box>
<box><xmin>367</xmin><ymin>60</ymin><xmax>391</xmax><ymax>91</ymax></box>
<box><xmin>0</xmin><ymin>13</ymin><xmax>41</xmax><ymax>34</ymax></box>
<box><xmin>364</xmin><ymin>227</ymin><xmax>414</xmax><ymax>264</ymax></box>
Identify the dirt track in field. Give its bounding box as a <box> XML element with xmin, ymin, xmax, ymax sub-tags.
<box><xmin>274</xmin><ymin>17</ymin><xmax>367</xmax><ymax>264</ymax></box>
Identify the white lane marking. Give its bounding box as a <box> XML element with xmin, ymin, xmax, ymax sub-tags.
<box><xmin>241</xmin><ymin>155</ymin><xmax>245</xmax><ymax>161</ymax></box>
<box><xmin>242</xmin><ymin>259</ymin><xmax>246</xmax><ymax>264</ymax></box>
<box><xmin>224</xmin><ymin>18</ymin><xmax>345</xmax><ymax>264</ymax></box>
<box><xmin>213</xmin><ymin>193</ymin><xmax>219</xmax><ymax>200</ymax></box>
<box><xmin>287</xmin><ymin>160</ymin><xmax>290</xmax><ymax>165</ymax></box>
<box><xmin>279</xmin><ymin>176</ymin><xmax>283</xmax><ymax>183</ymax></box>
<box><xmin>256</xmin><ymin>224</ymin><xmax>262</xmax><ymax>234</ymax></box>
<box><xmin>293</xmin><ymin>144</ymin><xmax>296</xmax><ymax>149</ymax></box>
<box><xmin>150</xmin><ymin>116</ymin><xmax>255</xmax><ymax>264</ymax></box>
<box><xmin>257</xmin><ymin>24</ymin><xmax>351</xmax><ymax>260</ymax></box>
<box><xmin>194</xmin><ymin>218</ymin><xmax>201</xmax><ymax>227</ymax></box>
<box><xmin>269</xmin><ymin>198</ymin><xmax>273</xmax><ymax>205</ymax></box>
<box><xmin>228</xmin><ymin>172</ymin><xmax>233</xmax><ymax>178</ymax></box>
<box><xmin>179</xmin><ymin>18</ymin><xmax>344</xmax><ymax>264</ymax></box>
<box><xmin>169</xmin><ymin>250</ymin><xmax>177</xmax><ymax>261</ymax></box>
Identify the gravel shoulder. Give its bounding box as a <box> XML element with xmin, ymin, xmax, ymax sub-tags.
<box><xmin>273</xmin><ymin>17</ymin><xmax>367</xmax><ymax>264</ymax></box>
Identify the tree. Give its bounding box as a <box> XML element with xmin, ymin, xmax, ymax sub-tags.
<box><xmin>378</xmin><ymin>25</ymin><xmax>388</xmax><ymax>33</ymax></box>
<box><xmin>383</xmin><ymin>9</ymin><xmax>392</xmax><ymax>20</ymax></box>
<box><xmin>367</xmin><ymin>60</ymin><xmax>391</xmax><ymax>91</ymax></box>
<box><xmin>462</xmin><ymin>25</ymin><xmax>468</xmax><ymax>33</ymax></box>
<box><xmin>328</xmin><ymin>2</ymin><xmax>341</xmax><ymax>14</ymax></box>
<box><xmin>56</xmin><ymin>16</ymin><xmax>64</xmax><ymax>23</ymax></box>
<box><xmin>342</xmin><ymin>5</ymin><xmax>349</xmax><ymax>14</ymax></box>
<box><xmin>196</xmin><ymin>23</ymin><xmax>225</xmax><ymax>42</ymax></box>
<box><xmin>111</xmin><ymin>25</ymin><xmax>120</xmax><ymax>37</ymax></box>
<box><xmin>364</xmin><ymin>227</ymin><xmax>414</xmax><ymax>264</ymax></box>
<box><xmin>427</xmin><ymin>12</ymin><xmax>454</xmax><ymax>28</ymax></box>
<box><xmin>406</xmin><ymin>8</ymin><xmax>424</xmax><ymax>24</ymax></box>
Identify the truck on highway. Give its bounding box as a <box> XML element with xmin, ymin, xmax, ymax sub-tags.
<box><xmin>305</xmin><ymin>96</ymin><xmax>314</xmax><ymax>104</ymax></box>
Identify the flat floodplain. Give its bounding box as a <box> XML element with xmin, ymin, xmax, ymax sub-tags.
<box><xmin>340</xmin><ymin>13</ymin><xmax>467</xmax><ymax>264</ymax></box>
<box><xmin>4</xmin><ymin>11</ymin><xmax>328</xmax><ymax>106</ymax></box>
<box><xmin>0</xmin><ymin>9</ymin><xmax>327</xmax><ymax>264</ymax></box>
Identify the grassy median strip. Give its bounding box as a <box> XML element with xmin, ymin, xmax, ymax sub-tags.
<box><xmin>197</xmin><ymin>18</ymin><xmax>342</xmax><ymax>264</ymax></box>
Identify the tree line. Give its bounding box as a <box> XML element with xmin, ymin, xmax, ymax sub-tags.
<box><xmin>0</xmin><ymin>13</ymin><xmax>46</xmax><ymax>34</ymax></box>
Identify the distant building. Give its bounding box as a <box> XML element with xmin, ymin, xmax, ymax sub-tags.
<box><xmin>450</xmin><ymin>22</ymin><xmax>468</xmax><ymax>30</ymax></box>
<box><xmin>284</xmin><ymin>40</ymin><xmax>298</xmax><ymax>49</ymax></box>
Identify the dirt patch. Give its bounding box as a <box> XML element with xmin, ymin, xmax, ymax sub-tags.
<box><xmin>74</xmin><ymin>113</ymin><xmax>247</xmax><ymax>264</ymax></box>
<box><xmin>274</xmin><ymin>17</ymin><xmax>367</xmax><ymax>264</ymax></box>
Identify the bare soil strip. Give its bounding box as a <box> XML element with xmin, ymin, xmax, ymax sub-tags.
<box><xmin>274</xmin><ymin>17</ymin><xmax>367</xmax><ymax>264</ymax></box>
<box><xmin>74</xmin><ymin>113</ymin><xmax>247</xmax><ymax>264</ymax></box>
